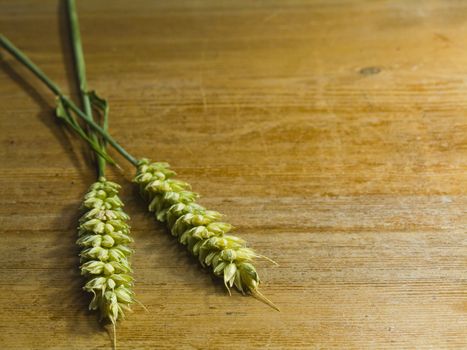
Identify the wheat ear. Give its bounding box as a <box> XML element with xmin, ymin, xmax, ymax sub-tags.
<box><xmin>134</xmin><ymin>159</ymin><xmax>278</xmax><ymax>309</ymax></box>
<box><xmin>78</xmin><ymin>178</ymin><xmax>135</xmax><ymax>326</ymax></box>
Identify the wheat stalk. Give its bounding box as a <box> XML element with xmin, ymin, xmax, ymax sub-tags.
<box><xmin>78</xmin><ymin>178</ymin><xmax>135</xmax><ymax>331</ymax></box>
<box><xmin>134</xmin><ymin>159</ymin><xmax>278</xmax><ymax>309</ymax></box>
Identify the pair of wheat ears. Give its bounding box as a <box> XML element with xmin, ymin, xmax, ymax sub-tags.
<box><xmin>0</xmin><ymin>1</ymin><xmax>277</xmax><ymax>348</ymax></box>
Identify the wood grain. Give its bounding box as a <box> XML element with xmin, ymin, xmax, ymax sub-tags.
<box><xmin>0</xmin><ymin>0</ymin><xmax>466</xmax><ymax>349</ymax></box>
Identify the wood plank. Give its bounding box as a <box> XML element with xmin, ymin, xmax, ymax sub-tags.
<box><xmin>0</xmin><ymin>0</ymin><xmax>466</xmax><ymax>349</ymax></box>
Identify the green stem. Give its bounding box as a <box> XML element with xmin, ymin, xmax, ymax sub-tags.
<box><xmin>67</xmin><ymin>0</ymin><xmax>106</xmax><ymax>177</ymax></box>
<box><xmin>58</xmin><ymin>97</ymin><xmax>115</xmax><ymax>165</ymax></box>
<box><xmin>0</xmin><ymin>37</ymin><xmax>62</xmax><ymax>96</ymax></box>
<box><xmin>65</xmin><ymin>99</ymin><xmax>138</xmax><ymax>166</ymax></box>
<box><xmin>0</xmin><ymin>34</ymin><xmax>139</xmax><ymax>167</ymax></box>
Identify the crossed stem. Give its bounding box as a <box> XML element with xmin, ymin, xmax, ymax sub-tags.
<box><xmin>0</xmin><ymin>34</ymin><xmax>139</xmax><ymax>167</ymax></box>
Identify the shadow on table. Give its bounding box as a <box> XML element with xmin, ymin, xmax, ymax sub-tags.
<box><xmin>45</xmin><ymin>202</ymin><xmax>109</xmax><ymax>337</ymax></box>
<box><xmin>0</xmin><ymin>59</ymin><xmax>89</xmax><ymax>178</ymax></box>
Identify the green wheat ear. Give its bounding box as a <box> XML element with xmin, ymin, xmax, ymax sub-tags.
<box><xmin>78</xmin><ymin>178</ymin><xmax>135</xmax><ymax>327</ymax></box>
<box><xmin>134</xmin><ymin>159</ymin><xmax>278</xmax><ymax>310</ymax></box>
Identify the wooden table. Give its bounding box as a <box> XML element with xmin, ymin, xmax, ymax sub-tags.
<box><xmin>1</xmin><ymin>1</ymin><xmax>466</xmax><ymax>349</ymax></box>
